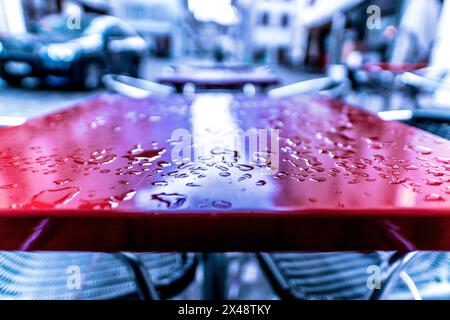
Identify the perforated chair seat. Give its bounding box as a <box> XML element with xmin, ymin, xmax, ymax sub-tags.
<box><xmin>0</xmin><ymin>252</ymin><xmax>196</xmax><ymax>300</ymax></box>
<box><xmin>259</xmin><ymin>252</ymin><xmax>381</xmax><ymax>300</ymax></box>
<box><xmin>259</xmin><ymin>252</ymin><xmax>450</xmax><ymax>300</ymax></box>
<box><xmin>404</xmin><ymin>118</ymin><xmax>450</xmax><ymax>140</ymax></box>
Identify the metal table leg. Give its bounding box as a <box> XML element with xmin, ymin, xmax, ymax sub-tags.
<box><xmin>116</xmin><ymin>253</ymin><xmax>159</xmax><ymax>300</ymax></box>
<box><xmin>203</xmin><ymin>253</ymin><xmax>227</xmax><ymax>300</ymax></box>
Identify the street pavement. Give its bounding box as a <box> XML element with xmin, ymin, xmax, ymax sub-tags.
<box><xmin>0</xmin><ymin>79</ymin><xmax>101</xmax><ymax>120</ymax></box>
<box><xmin>0</xmin><ymin>57</ymin><xmax>320</xmax><ymax>120</ymax></box>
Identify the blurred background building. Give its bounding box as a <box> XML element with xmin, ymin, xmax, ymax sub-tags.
<box><xmin>1</xmin><ymin>0</ymin><xmax>450</xmax><ymax>77</ymax></box>
<box><xmin>0</xmin><ymin>0</ymin><xmax>27</xmax><ymax>34</ymax></box>
<box><xmin>110</xmin><ymin>0</ymin><xmax>186</xmax><ymax>57</ymax></box>
<box><xmin>0</xmin><ymin>0</ymin><xmax>439</xmax><ymax>67</ymax></box>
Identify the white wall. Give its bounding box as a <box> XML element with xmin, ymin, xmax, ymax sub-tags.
<box><xmin>431</xmin><ymin>0</ymin><xmax>450</xmax><ymax>69</ymax></box>
<box><xmin>300</xmin><ymin>0</ymin><xmax>363</xmax><ymax>28</ymax></box>
<box><xmin>430</xmin><ymin>0</ymin><xmax>450</xmax><ymax>107</ymax></box>
<box><xmin>110</xmin><ymin>0</ymin><xmax>182</xmax><ymax>34</ymax></box>
<box><xmin>0</xmin><ymin>0</ymin><xmax>26</xmax><ymax>34</ymax></box>
<box><xmin>109</xmin><ymin>0</ymin><xmax>185</xmax><ymax>57</ymax></box>
<box><xmin>250</xmin><ymin>0</ymin><xmax>297</xmax><ymax>48</ymax></box>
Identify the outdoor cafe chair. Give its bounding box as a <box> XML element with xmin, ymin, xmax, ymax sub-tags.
<box><xmin>0</xmin><ymin>79</ymin><xmax>197</xmax><ymax>300</ymax></box>
<box><xmin>0</xmin><ymin>252</ymin><xmax>197</xmax><ymax>300</ymax></box>
<box><xmin>258</xmin><ymin>252</ymin><xmax>450</xmax><ymax>300</ymax></box>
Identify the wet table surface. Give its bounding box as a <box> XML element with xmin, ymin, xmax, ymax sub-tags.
<box><xmin>157</xmin><ymin>66</ymin><xmax>280</xmax><ymax>90</ymax></box>
<box><xmin>0</xmin><ymin>93</ymin><xmax>449</xmax><ymax>251</ymax></box>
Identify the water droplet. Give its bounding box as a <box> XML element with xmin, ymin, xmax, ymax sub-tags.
<box><xmin>78</xmin><ymin>190</ymin><xmax>135</xmax><ymax>210</ymax></box>
<box><xmin>178</xmin><ymin>162</ymin><xmax>194</xmax><ymax>170</ymax></box>
<box><xmin>327</xmin><ymin>149</ymin><xmax>356</xmax><ymax>159</ymax></box>
<box><xmin>128</xmin><ymin>144</ymin><xmax>144</xmax><ymax>154</ymax></box>
<box><xmin>238</xmin><ymin>174</ymin><xmax>252</xmax><ymax>182</ymax></box>
<box><xmin>413</xmin><ymin>146</ymin><xmax>433</xmax><ymax>155</ymax></box>
<box><xmin>167</xmin><ymin>170</ymin><xmax>179</xmax><ymax>177</ymax></box>
<box><xmin>79</xmin><ymin>199</ymin><xmax>118</xmax><ymax>210</ymax></box>
<box><xmin>389</xmin><ymin>177</ymin><xmax>408</xmax><ymax>185</ymax></box>
<box><xmin>157</xmin><ymin>161</ymin><xmax>171</xmax><ymax>167</ymax></box>
<box><xmin>1</xmin><ymin>184</ymin><xmax>18</xmax><ymax>190</ymax></box>
<box><xmin>237</xmin><ymin>164</ymin><xmax>254</xmax><ymax>172</ymax></box>
<box><xmin>256</xmin><ymin>180</ymin><xmax>266</xmax><ymax>186</ymax></box>
<box><xmin>310</xmin><ymin>176</ymin><xmax>327</xmax><ymax>183</ymax></box>
<box><xmin>215</xmin><ymin>165</ymin><xmax>229</xmax><ymax>172</ymax></box>
<box><xmin>27</xmin><ymin>187</ymin><xmax>80</xmax><ymax>209</ymax></box>
<box><xmin>72</xmin><ymin>149</ymin><xmax>117</xmax><ymax>165</ymax></box>
<box><xmin>212</xmin><ymin>200</ymin><xmax>232</xmax><ymax>209</ymax></box>
<box><xmin>152</xmin><ymin>181</ymin><xmax>168</xmax><ymax>187</ymax></box>
<box><xmin>211</xmin><ymin>148</ymin><xmax>235</xmax><ymax>156</ymax></box>
<box><xmin>427</xmin><ymin>169</ymin><xmax>444</xmax><ymax>177</ymax></box>
<box><xmin>424</xmin><ymin>194</ymin><xmax>445</xmax><ymax>202</ymax></box>
<box><xmin>151</xmin><ymin>193</ymin><xmax>187</xmax><ymax>208</ymax></box>
<box><xmin>220</xmin><ymin>172</ymin><xmax>231</xmax><ymax>177</ymax></box>
<box><xmin>53</xmin><ymin>178</ymin><xmax>73</xmax><ymax>186</ymax></box>
<box><xmin>436</xmin><ymin>157</ymin><xmax>450</xmax><ymax>165</ymax></box>
<box><xmin>126</xmin><ymin>147</ymin><xmax>166</xmax><ymax>162</ymax></box>
<box><xmin>253</xmin><ymin>151</ymin><xmax>273</xmax><ymax>166</ymax></box>
<box><xmin>186</xmin><ymin>182</ymin><xmax>201</xmax><ymax>187</ymax></box>
<box><xmin>113</xmin><ymin>190</ymin><xmax>136</xmax><ymax>202</ymax></box>
<box><xmin>425</xmin><ymin>179</ymin><xmax>443</xmax><ymax>187</ymax></box>
<box><xmin>372</xmin><ymin>154</ymin><xmax>385</xmax><ymax>163</ymax></box>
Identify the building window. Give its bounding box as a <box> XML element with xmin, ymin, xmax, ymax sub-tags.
<box><xmin>281</xmin><ymin>13</ymin><xmax>290</xmax><ymax>27</ymax></box>
<box><xmin>22</xmin><ymin>0</ymin><xmax>59</xmax><ymax>29</ymax></box>
<box><xmin>260</xmin><ymin>12</ymin><xmax>270</xmax><ymax>26</ymax></box>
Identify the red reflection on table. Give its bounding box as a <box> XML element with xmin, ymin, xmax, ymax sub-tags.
<box><xmin>0</xmin><ymin>93</ymin><xmax>448</xmax><ymax>252</ymax></box>
<box><xmin>362</xmin><ymin>62</ymin><xmax>428</xmax><ymax>73</ymax></box>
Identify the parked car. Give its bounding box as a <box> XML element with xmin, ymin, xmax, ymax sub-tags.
<box><xmin>0</xmin><ymin>14</ymin><xmax>147</xmax><ymax>89</ymax></box>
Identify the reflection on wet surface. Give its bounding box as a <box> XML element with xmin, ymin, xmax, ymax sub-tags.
<box><xmin>0</xmin><ymin>93</ymin><xmax>448</xmax><ymax>213</ymax></box>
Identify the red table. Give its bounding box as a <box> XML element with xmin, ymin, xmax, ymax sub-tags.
<box><xmin>157</xmin><ymin>65</ymin><xmax>280</xmax><ymax>91</ymax></box>
<box><xmin>0</xmin><ymin>93</ymin><xmax>449</xmax><ymax>252</ymax></box>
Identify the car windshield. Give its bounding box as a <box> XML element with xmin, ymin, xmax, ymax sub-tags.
<box><xmin>29</xmin><ymin>15</ymin><xmax>92</xmax><ymax>36</ymax></box>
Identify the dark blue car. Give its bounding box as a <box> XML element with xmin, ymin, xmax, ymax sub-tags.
<box><xmin>0</xmin><ymin>14</ymin><xmax>147</xmax><ymax>89</ymax></box>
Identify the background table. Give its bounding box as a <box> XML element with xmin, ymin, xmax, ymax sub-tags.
<box><xmin>157</xmin><ymin>65</ymin><xmax>280</xmax><ymax>92</ymax></box>
<box><xmin>0</xmin><ymin>93</ymin><xmax>448</xmax><ymax>252</ymax></box>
